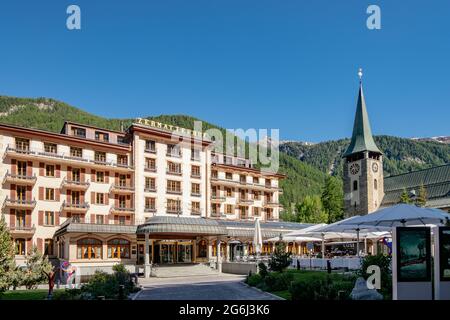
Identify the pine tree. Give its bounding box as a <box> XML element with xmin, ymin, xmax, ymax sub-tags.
<box><xmin>321</xmin><ymin>176</ymin><xmax>344</xmax><ymax>223</ymax></box>
<box><xmin>399</xmin><ymin>189</ymin><xmax>412</xmax><ymax>204</ymax></box>
<box><xmin>21</xmin><ymin>246</ymin><xmax>53</xmax><ymax>290</ymax></box>
<box><xmin>416</xmin><ymin>184</ymin><xmax>427</xmax><ymax>207</ymax></box>
<box><xmin>268</xmin><ymin>242</ymin><xmax>292</xmax><ymax>272</ymax></box>
<box><xmin>0</xmin><ymin>214</ymin><xmax>15</xmax><ymax>294</ymax></box>
<box><xmin>296</xmin><ymin>195</ymin><xmax>328</xmax><ymax>223</ymax></box>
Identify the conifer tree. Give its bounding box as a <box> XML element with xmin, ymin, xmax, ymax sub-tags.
<box><xmin>321</xmin><ymin>176</ymin><xmax>344</xmax><ymax>223</ymax></box>
<box><xmin>0</xmin><ymin>214</ymin><xmax>15</xmax><ymax>294</ymax></box>
<box><xmin>416</xmin><ymin>184</ymin><xmax>427</xmax><ymax>207</ymax></box>
<box><xmin>399</xmin><ymin>189</ymin><xmax>412</xmax><ymax>204</ymax></box>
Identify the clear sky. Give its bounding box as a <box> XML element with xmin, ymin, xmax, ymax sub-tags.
<box><xmin>0</xmin><ymin>0</ymin><xmax>449</xmax><ymax>142</ymax></box>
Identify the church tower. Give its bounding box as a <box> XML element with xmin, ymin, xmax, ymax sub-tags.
<box><xmin>343</xmin><ymin>69</ymin><xmax>384</xmax><ymax>217</ymax></box>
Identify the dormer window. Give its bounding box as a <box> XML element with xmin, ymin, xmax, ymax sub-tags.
<box><xmin>71</xmin><ymin>127</ymin><xmax>86</xmax><ymax>138</ymax></box>
<box><xmin>95</xmin><ymin>131</ymin><xmax>109</xmax><ymax>142</ymax></box>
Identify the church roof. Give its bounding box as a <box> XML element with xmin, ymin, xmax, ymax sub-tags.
<box><xmin>343</xmin><ymin>83</ymin><xmax>382</xmax><ymax>157</ymax></box>
<box><xmin>381</xmin><ymin>164</ymin><xmax>450</xmax><ymax>209</ymax></box>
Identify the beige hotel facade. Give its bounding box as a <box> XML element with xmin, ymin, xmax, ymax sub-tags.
<box><xmin>0</xmin><ymin>119</ymin><xmax>309</xmax><ymax>276</ymax></box>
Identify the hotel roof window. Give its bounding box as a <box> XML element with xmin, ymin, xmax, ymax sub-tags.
<box><xmin>117</xmin><ymin>136</ymin><xmax>127</xmax><ymax>145</ymax></box>
<box><xmin>237</xmin><ymin>159</ymin><xmax>246</xmax><ymax>167</ymax></box>
<box><xmin>44</xmin><ymin>142</ymin><xmax>57</xmax><ymax>154</ymax></box>
<box><xmin>117</xmin><ymin>155</ymin><xmax>128</xmax><ymax>166</ymax></box>
<box><xmin>71</xmin><ymin>127</ymin><xmax>86</xmax><ymax>138</ymax></box>
<box><xmin>211</xmin><ymin>170</ymin><xmax>218</xmax><ymax>179</ymax></box>
<box><xmin>191</xmin><ymin>148</ymin><xmax>201</xmax><ymax>161</ymax></box>
<box><xmin>167</xmin><ymin>144</ymin><xmax>181</xmax><ymax>158</ymax></box>
<box><xmin>15</xmin><ymin>138</ymin><xmax>30</xmax><ymax>151</ymax></box>
<box><xmin>224</xmin><ymin>156</ymin><xmax>232</xmax><ymax>165</ymax></box>
<box><xmin>226</xmin><ymin>172</ymin><xmax>233</xmax><ymax>180</ymax></box>
<box><xmin>70</xmin><ymin>147</ymin><xmax>83</xmax><ymax>159</ymax></box>
<box><xmin>95</xmin><ymin>151</ymin><xmax>107</xmax><ymax>163</ymax></box>
<box><xmin>95</xmin><ymin>131</ymin><xmax>109</xmax><ymax>143</ymax></box>
<box><xmin>145</xmin><ymin>140</ymin><xmax>156</xmax><ymax>153</ymax></box>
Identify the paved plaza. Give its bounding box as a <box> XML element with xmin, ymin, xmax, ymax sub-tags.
<box><xmin>134</xmin><ymin>275</ymin><xmax>281</xmax><ymax>300</ymax></box>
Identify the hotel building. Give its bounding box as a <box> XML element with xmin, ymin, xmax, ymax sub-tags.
<box><xmin>0</xmin><ymin>120</ymin><xmax>307</xmax><ymax>276</ymax></box>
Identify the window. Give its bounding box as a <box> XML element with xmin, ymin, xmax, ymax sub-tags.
<box><xmin>15</xmin><ymin>210</ymin><xmax>26</xmax><ymax>227</ymax></box>
<box><xmin>167</xmin><ymin>161</ymin><xmax>181</xmax><ymax>174</ymax></box>
<box><xmin>211</xmin><ymin>186</ymin><xmax>218</xmax><ymax>197</ymax></box>
<box><xmin>95</xmin><ymin>131</ymin><xmax>109</xmax><ymax>142</ymax></box>
<box><xmin>145</xmin><ymin>140</ymin><xmax>156</xmax><ymax>152</ymax></box>
<box><xmin>17</xmin><ymin>161</ymin><xmax>27</xmax><ymax>176</ymax></box>
<box><xmin>44</xmin><ymin>143</ymin><xmax>57</xmax><ymax>154</ymax></box>
<box><xmin>70</xmin><ymin>147</ymin><xmax>82</xmax><ymax>158</ymax></box>
<box><xmin>77</xmin><ymin>238</ymin><xmax>102</xmax><ymax>259</ymax></box>
<box><xmin>167</xmin><ymin>199</ymin><xmax>181</xmax><ymax>213</ymax></box>
<box><xmin>265</xmin><ymin>179</ymin><xmax>272</xmax><ymax>187</ymax></box>
<box><xmin>374</xmin><ymin>179</ymin><xmax>378</xmax><ymax>190</ymax></box>
<box><xmin>353</xmin><ymin>180</ymin><xmax>358</xmax><ymax>191</ymax></box>
<box><xmin>191</xmin><ymin>183</ymin><xmax>200</xmax><ymax>196</ymax></box>
<box><xmin>253</xmin><ymin>207</ymin><xmax>261</xmax><ymax>216</ymax></box>
<box><xmin>117</xmin><ymin>136</ymin><xmax>127</xmax><ymax>145</ymax></box>
<box><xmin>145</xmin><ymin>197</ymin><xmax>156</xmax><ymax>210</ymax></box>
<box><xmin>167</xmin><ymin>144</ymin><xmax>181</xmax><ymax>157</ymax></box>
<box><xmin>191</xmin><ymin>201</ymin><xmax>200</xmax><ymax>214</ymax></box>
<box><xmin>118</xmin><ymin>195</ymin><xmax>126</xmax><ymax>208</ymax></box>
<box><xmin>118</xmin><ymin>216</ymin><xmax>126</xmax><ymax>225</ymax></box>
<box><xmin>145</xmin><ymin>158</ymin><xmax>156</xmax><ymax>171</ymax></box>
<box><xmin>226</xmin><ymin>172</ymin><xmax>233</xmax><ymax>180</ymax></box>
<box><xmin>253</xmin><ymin>177</ymin><xmax>259</xmax><ymax>184</ymax></box>
<box><xmin>96</xmin><ymin>215</ymin><xmax>104</xmax><ymax>224</ymax></box>
<box><xmin>71</xmin><ymin>213</ymin><xmax>82</xmax><ymax>223</ymax></box>
<box><xmin>211</xmin><ymin>204</ymin><xmax>220</xmax><ymax>215</ymax></box>
<box><xmin>71</xmin><ymin>168</ymin><xmax>81</xmax><ymax>182</ymax></box>
<box><xmin>44</xmin><ymin>239</ymin><xmax>54</xmax><ymax>256</ymax></box>
<box><xmin>44</xmin><ymin>211</ymin><xmax>55</xmax><ymax>226</ymax></box>
<box><xmin>71</xmin><ymin>127</ymin><xmax>86</xmax><ymax>138</ymax></box>
<box><xmin>237</xmin><ymin>159</ymin><xmax>246</xmax><ymax>167</ymax></box>
<box><xmin>118</xmin><ymin>174</ymin><xmax>126</xmax><ymax>187</ymax></box>
<box><xmin>145</xmin><ymin>177</ymin><xmax>156</xmax><ymax>191</ymax></box>
<box><xmin>226</xmin><ymin>188</ymin><xmax>233</xmax><ymax>197</ymax></box>
<box><xmin>17</xmin><ymin>185</ymin><xmax>26</xmax><ymax>201</ymax></box>
<box><xmin>191</xmin><ymin>148</ymin><xmax>200</xmax><ymax>161</ymax></box>
<box><xmin>96</xmin><ymin>171</ymin><xmax>105</xmax><ymax>183</ymax></box>
<box><xmin>191</xmin><ymin>165</ymin><xmax>200</xmax><ymax>177</ymax></box>
<box><xmin>240</xmin><ymin>175</ymin><xmax>246</xmax><ymax>183</ymax></box>
<box><xmin>95</xmin><ymin>151</ymin><xmax>106</xmax><ymax>163</ymax></box>
<box><xmin>15</xmin><ymin>239</ymin><xmax>26</xmax><ymax>255</ymax></box>
<box><xmin>96</xmin><ymin>193</ymin><xmax>105</xmax><ymax>205</ymax></box>
<box><xmin>224</xmin><ymin>156</ymin><xmax>232</xmax><ymax>164</ymax></box>
<box><xmin>117</xmin><ymin>155</ymin><xmax>128</xmax><ymax>166</ymax></box>
<box><xmin>197</xmin><ymin>240</ymin><xmax>207</xmax><ymax>258</ymax></box>
<box><xmin>15</xmin><ymin>138</ymin><xmax>29</xmax><ymax>151</ymax></box>
<box><xmin>71</xmin><ymin>191</ymin><xmax>80</xmax><ymax>204</ymax></box>
<box><xmin>211</xmin><ymin>170</ymin><xmax>218</xmax><ymax>179</ymax></box>
<box><xmin>253</xmin><ymin>191</ymin><xmax>260</xmax><ymax>200</ymax></box>
<box><xmin>45</xmin><ymin>164</ymin><xmax>55</xmax><ymax>177</ymax></box>
<box><xmin>225</xmin><ymin>204</ymin><xmax>233</xmax><ymax>214</ymax></box>
<box><xmin>167</xmin><ymin>180</ymin><xmax>181</xmax><ymax>194</ymax></box>
<box><xmin>107</xmin><ymin>239</ymin><xmax>130</xmax><ymax>259</ymax></box>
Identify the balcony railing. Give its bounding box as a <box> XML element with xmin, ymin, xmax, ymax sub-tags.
<box><xmin>166</xmin><ymin>169</ymin><xmax>182</xmax><ymax>176</ymax></box>
<box><xmin>61</xmin><ymin>201</ymin><xmax>90</xmax><ymax>211</ymax></box>
<box><xmin>9</xmin><ymin>224</ymin><xmax>36</xmax><ymax>234</ymax></box>
<box><xmin>3</xmin><ymin>197</ymin><xmax>37</xmax><ymax>208</ymax></box>
<box><xmin>166</xmin><ymin>190</ymin><xmax>182</xmax><ymax>195</ymax></box>
<box><xmin>61</xmin><ymin>179</ymin><xmax>90</xmax><ymax>189</ymax></box>
<box><xmin>110</xmin><ymin>184</ymin><xmax>135</xmax><ymax>193</ymax></box>
<box><xmin>166</xmin><ymin>152</ymin><xmax>182</xmax><ymax>158</ymax></box>
<box><xmin>144</xmin><ymin>207</ymin><xmax>157</xmax><ymax>213</ymax></box>
<box><xmin>211</xmin><ymin>195</ymin><xmax>226</xmax><ymax>202</ymax></box>
<box><xmin>144</xmin><ymin>166</ymin><xmax>157</xmax><ymax>172</ymax></box>
<box><xmin>191</xmin><ymin>210</ymin><xmax>201</xmax><ymax>215</ymax></box>
<box><xmin>238</xmin><ymin>197</ymin><xmax>254</xmax><ymax>205</ymax></box>
<box><xmin>190</xmin><ymin>173</ymin><xmax>201</xmax><ymax>179</ymax></box>
<box><xmin>191</xmin><ymin>156</ymin><xmax>201</xmax><ymax>162</ymax></box>
<box><xmin>111</xmin><ymin>206</ymin><xmax>135</xmax><ymax>213</ymax></box>
<box><xmin>191</xmin><ymin>192</ymin><xmax>201</xmax><ymax>197</ymax></box>
<box><xmin>5</xmin><ymin>145</ymin><xmax>134</xmax><ymax>170</ymax></box>
<box><xmin>145</xmin><ymin>148</ymin><xmax>157</xmax><ymax>154</ymax></box>
<box><xmin>3</xmin><ymin>171</ymin><xmax>37</xmax><ymax>184</ymax></box>
<box><xmin>144</xmin><ymin>187</ymin><xmax>157</xmax><ymax>193</ymax></box>
<box><xmin>167</xmin><ymin>209</ymin><xmax>182</xmax><ymax>215</ymax></box>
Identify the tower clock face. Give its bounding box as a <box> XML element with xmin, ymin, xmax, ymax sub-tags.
<box><xmin>350</xmin><ymin>163</ymin><xmax>360</xmax><ymax>175</ymax></box>
<box><xmin>372</xmin><ymin>162</ymin><xmax>379</xmax><ymax>173</ymax></box>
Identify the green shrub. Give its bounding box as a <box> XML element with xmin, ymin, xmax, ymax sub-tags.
<box><xmin>246</xmin><ymin>274</ymin><xmax>263</xmax><ymax>287</ymax></box>
<box><xmin>357</xmin><ymin>254</ymin><xmax>392</xmax><ymax>299</ymax></box>
<box><xmin>289</xmin><ymin>275</ymin><xmax>353</xmax><ymax>300</ymax></box>
<box><xmin>268</xmin><ymin>243</ymin><xmax>292</xmax><ymax>273</ymax></box>
<box><xmin>258</xmin><ymin>262</ymin><xmax>268</xmax><ymax>278</ymax></box>
<box><xmin>53</xmin><ymin>288</ymin><xmax>83</xmax><ymax>300</ymax></box>
<box><xmin>264</xmin><ymin>272</ymin><xmax>294</xmax><ymax>292</ymax></box>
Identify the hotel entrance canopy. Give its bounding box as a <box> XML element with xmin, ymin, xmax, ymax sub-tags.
<box><xmin>136</xmin><ymin>216</ymin><xmax>228</xmax><ymax>236</ymax></box>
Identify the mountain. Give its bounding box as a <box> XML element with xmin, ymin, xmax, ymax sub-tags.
<box><xmin>411</xmin><ymin>136</ymin><xmax>450</xmax><ymax>144</ymax></box>
<box><xmin>0</xmin><ymin>95</ymin><xmax>328</xmax><ymax>207</ymax></box>
<box><xmin>280</xmin><ymin>135</ymin><xmax>450</xmax><ymax>178</ymax></box>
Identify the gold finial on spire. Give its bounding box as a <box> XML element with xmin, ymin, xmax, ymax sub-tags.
<box><xmin>358</xmin><ymin>68</ymin><xmax>363</xmax><ymax>82</ymax></box>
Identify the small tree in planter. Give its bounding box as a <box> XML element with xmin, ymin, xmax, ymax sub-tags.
<box><xmin>21</xmin><ymin>246</ymin><xmax>53</xmax><ymax>290</ymax></box>
<box><xmin>268</xmin><ymin>243</ymin><xmax>292</xmax><ymax>273</ymax></box>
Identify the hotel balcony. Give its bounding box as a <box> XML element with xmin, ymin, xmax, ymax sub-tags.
<box><xmin>210</xmin><ymin>177</ymin><xmax>239</xmax><ymax>187</ymax></box>
<box><xmin>110</xmin><ymin>206</ymin><xmax>135</xmax><ymax>214</ymax></box>
<box><xmin>166</xmin><ymin>190</ymin><xmax>182</xmax><ymax>195</ymax></box>
<box><xmin>61</xmin><ymin>179</ymin><xmax>90</xmax><ymax>191</ymax></box>
<box><xmin>3</xmin><ymin>197</ymin><xmax>37</xmax><ymax>209</ymax></box>
<box><xmin>167</xmin><ymin>209</ymin><xmax>182</xmax><ymax>215</ymax></box>
<box><xmin>191</xmin><ymin>192</ymin><xmax>202</xmax><ymax>197</ymax></box>
<box><xmin>144</xmin><ymin>187</ymin><xmax>157</xmax><ymax>193</ymax></box>
<box><xmin>237</xmin><ymin>197</ymin><xmax>254</xmax><ymax>205</ymax></box>
<box><xmin>144</xmin><ymin>165</ymin><xmax>157</xmax><ymax>173</ymax></box>
<box><xmin>4</xmin><ymin>145</ymin><xmax>134</xmax><ymax>172</ymax></box>
<box><xmin>145</xmin><ymin>147</ymin><xmax>157</xmax><ymax>154</ymax></box>
<box><xmin>110</xmin><ymin>184</ymin><xmax>135</xmax><ymax>194</ymax></box>
<box><xmin>144</xmin><ymin>207</ymin><xmax>157</xmax><ymax>213</ymax></box>
<box><xmin>166</xmin><ymin>152</ymin><xmax>182</xmax><ymax>159</ymax></box>
<box><xmin>166</xmin><ymin>169</ymin><xmax>182</xmax><ymax>176</ymax></box>
<box><xmin>3</xmin><ymin>170</ymin><xmax>37</xmax><ymax>185</ymax></box>
<box><xmin>191</xmin><ymin>210</ymin><xmax>202</xmax><ymax>216</ymax></box>
<box><xmin>210</xmin><ymin>212</ymin><xmax>225</xmax><ymax>218</ymax></box>
<box><xmin>191</xmin><ymin>156</ymin><xmax>201</xmax><ymax>162</ymax></box>
<box><xmin>61</xmin><ymin>201</ymin><xmax>90</xmax><ymax>212</ymax></box>
<box><xmin>211</xmin><ymin>195</ymin><xmax>226</xmax><ymax>202</ymax></box>
<box><xmin>263</xmin><ymin>200</ymin><xmax>279</xmax><ymax>208</ymax></box>
<box><xmin>9</xmin><ymin>224</ymin><xmax>36</xmax><ymax>236</ymax></box>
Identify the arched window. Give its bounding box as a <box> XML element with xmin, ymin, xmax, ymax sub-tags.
<box><xmin>77</xmin><ymin>238</ymin><xmax>102</xmax><ymax>259</ymax></box>
<box><xmin>353</xmin><ymin>180</ymin><xmax>358</xmax><ymax>191</ymax></box>
<box><xmin>15</xmin><ymin>238</ymin><xmax>26</xmax><ymax>255</ymax></box>
<box><xmin>374</xmin><ymin>179</ymin><xmax>378</xmax><ymax>190</ymax></box>
<box><xmin>107</xmin><ymin>238</ymin><xmax>130</xmax><ymax>259</ymax></box>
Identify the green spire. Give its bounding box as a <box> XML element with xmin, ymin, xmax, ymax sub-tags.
<box><xmin>343</xmin><ymin>71</ymin><xmax>382</xmax><ymax>157</ymax></box>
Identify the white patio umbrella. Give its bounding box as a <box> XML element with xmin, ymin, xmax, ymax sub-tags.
<box><xmin>266</xmin><ymin>235</ymin><xmax>323</xmax><ymax>242</ymax></box>
<box><xmin>253</xmin><ymin>217</ymin><xmax>263</xmax><ymax>257</ymax></box>
<box><xmin>283</xmin><ymin>223</ymin><xmax>327</xmax><ymax>237</ymax></box>
<box><xmin>340</xmin><ymin>204</ymin><xmax>450</xmax><ymax>228</ymax></box>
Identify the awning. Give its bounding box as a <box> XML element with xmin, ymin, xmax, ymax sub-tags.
<box><xmin>54</xmin><ymin>218</ymin><xmax>137</xmax><ymax>237</ymax></box>
<box><xmin>226</xmin><ymin>228</ymin><xmax>289</xmax><ymax>239</ymax></box>
<box><xmin>137</xmin><ymin>216</ymin><xmax>227</xmax><ymax>236</ymax></box>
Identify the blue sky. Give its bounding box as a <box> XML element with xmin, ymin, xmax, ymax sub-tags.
<box><xmin>0</xmin><ymin>0</ymin><xmax>449</xmax><ymax>142</ymax></box>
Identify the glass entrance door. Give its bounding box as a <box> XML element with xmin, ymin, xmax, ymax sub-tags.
<box><xmin>177</xmin><ymin>242</ymin><xmax>192</xmax><ymax>263</ymax></box>
<box><xmin>160</xmin><ymin>243</ymin><xmax>176</xmax><ymax>264</ymax></box>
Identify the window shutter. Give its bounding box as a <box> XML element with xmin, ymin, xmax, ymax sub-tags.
<box><xmin>25</xmin><ymin>210</ymin><xmax>31</xmax><ymax>227</ymax></box>
<box><xmin>105</xmin><ymin>215</ymin><xmax>109</xmax><ymax>224</ymax></box>
<box><xmin>104</xmin><ymin>193</ymin><xmax>109</xmax><ymax>205</ymax></box>
<box><xmin>66</xmin><ymin>190</ymin><xmax>71</xmax><ymax>203</ymax></box>
<box><xmin>26</xmin><ymin>185</ymin><xmax>32</xmax><ymax>201</ymax></box>
<box><xmin>91</xmin><ymin>214</ymin><xmax>95</xmax><ymax>224</ymax></box>
<box><xmin>80</xmin><ymin>168</ymin><xmax>85</xmax><ymax>182</ymax></box>
<box><xmin>38</xmin><ymin>211</ymin><xmax>44</xmax><ymax>226</ymax></box>
<box><xmin>9</xmin><ymin>209</ymin><xmax>15</xmax><ymax>228</ymax></box>
<box><xmin>91</xmin><ymin>169</ymin><xmax>96</xmax><ymax>182</ymax></box>
<box><xmin>55</xmin><ymin>212</ymin><xmax>60</xmax><ymax>225</ymax></box>
<box><xmin>91</xmin><ymin>192</ymin><xmax>95</xmax><ymax>204</ymax></box>
<box><xmin>55</xmin><ymin>165</ymin><xmax>61</xmax><ymax>178</ymax></box>
<box><xmin>105</xmin><ymin>171</ymin><xmax>109</xmax><ymax>183</ymax></box>
<box><xmin>27</xmin><ymin>161</ymin><xmax>33</xmax><ymax>176</ymax></box>
<box><xmin>67</xmin><ymin>166</ymin><xmax>72</xmax><ymax>180</ymax></box>
<box><xmin>55</xmin><ymin>189</ymin><xmax>60</xmax><ymax>201</ymax></box>
<box><xmin>10</xmin><ymin>184</ymin><xmax>16</xmax><ymax>200</ymax></box>
<box><xmin>11</xmin><ymin>159</ymin><xmax>17</xmax><ymax>175</ymax></box>
<box><xmin>39</xmin><ymin>187</ymin><xmax>44</xmax><ymax>200</ymax></box>
<box><xmin>39</xmin><ymin>162</ymin><xmax>45</xmax><ymax>176</ymax></box>
<box><xmin>26</xmin><ymin>239</ymin><xmax>32</xmax><ymax>254</ymax></box>
<box><xmin>37</xmin><ymin>238</ymin><xmax>43</xmax><ymax>254</ymax></box>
